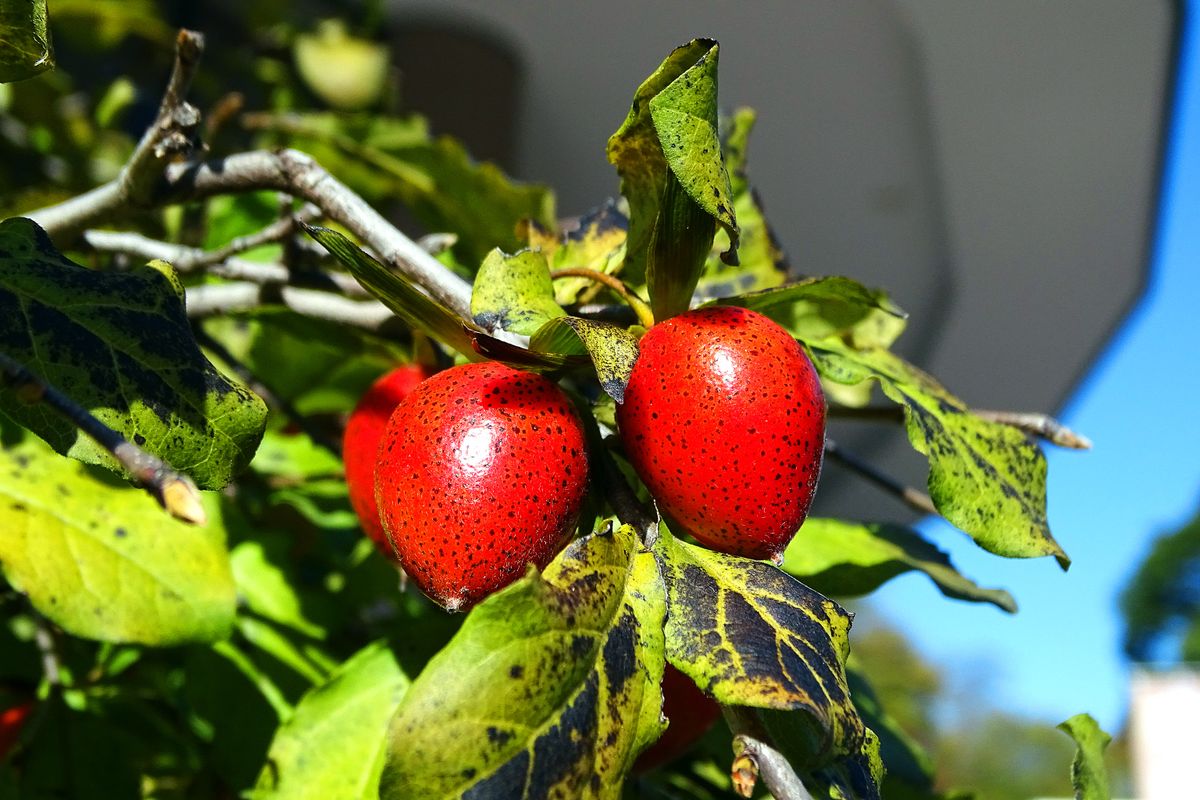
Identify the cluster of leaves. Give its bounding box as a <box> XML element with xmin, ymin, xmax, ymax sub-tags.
<box><xmin>0</xmin><ymin>5</ymin><xmax>1111</xmax><ymax>799</ymax></box>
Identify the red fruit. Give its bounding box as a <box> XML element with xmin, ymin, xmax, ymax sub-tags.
<box><xmin>344</xmin><ymin>364</ymin><xmax>434</xmax><ymax>557</ymax></box>
<box><xmin>635</xmin><ymin>666</ymin><xmax>721</xmax><ymax>772</ymax></box>
<box><xmin>376</xmin><ymin>362</ymin><xmax>589</xmax><ymax>611</ymax></box>
<box><xmin>0</xmin><ymin>701</ymin><xmax>33</xmax><ymax>760</ymax></box>
<box><xmin>617</xmin><ymin>306</ymin><xmax>825</xmax><ymax>560</ymax></box>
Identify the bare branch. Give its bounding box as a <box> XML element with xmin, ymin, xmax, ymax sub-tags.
<box><xmin>31</xmin><ymin>150</ymin><xmax>474</xmax><ymax>319</ymax></box>
<box><xmin>184</xmin><ymin>281</ymin><xmax>397</xmax><ymax>333</ymax></box>
<box><xmin>972</xmin><ymin>409</ymin><xmax>1092</xmax><ymax>450</ymax></box>
<box><xmin>723</xmin><ymin>706</ymin><xmax>815</xmax><ymax>800</ymax></box>
<box><xmin>82</xmin><ymin>229</ymin><xmax>368</xmax><ymax>296</ymax></box>
<box><xmin>32</xmin><ymin>612</ymin><xmax>62</xmax><ymax>688</ymax></box>
<box><xmin>0</xmin><ymin>352</ymin><xmax>206</xmax><ymax>525</ymax></box>
<box><xmin>824</xmin><ymin>438</ymin><xmax>938</xmax><ymax>516</ymax></box>
<box><xmin>829</xmin><ymin>404</ymin><xmax>1091</xmax><ymax>449</ymax></box>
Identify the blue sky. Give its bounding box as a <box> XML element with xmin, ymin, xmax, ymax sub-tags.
<box><xmin>872</xmin><ymin>4</ymin><xmax>1200</xmax><ymax>735</ymax></box>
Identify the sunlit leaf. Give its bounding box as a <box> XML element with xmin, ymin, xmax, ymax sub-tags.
<box><xmin>471</xmin><ymin>248</ymin><xmax>565</xmax><ymax>335</ymax></box>
<box><xmin>0</xmin><ymin>438</ymin><xmax>234</xmax><ymax>645</ymax></box>
<box><xmin>806</xmin><ymin>338</ymin><xmax>1069</xmax><ymax>568</ymax></box>
<box><xmin>231</xmin><ymin>540</ymin><xmax>325</xmax><ymax>640</ymax></box>
<box><xmin>0</xmin><ymin>0</ymin><xmax>54</xmax><ymax>83</ymax></box>
<box><xmin>522</xmin><ymin>201</ymin><xmax>628</xmax><ymax>307</ymax></box>
<box><xmin>782</xmin><ymin>518</ymin><xmax>1017</xmax><ymax>613</ymax></box>
<box><xmin>0</xmin><ymin>218</ymin><xmax>267</xmax><ymax>489</ymax></box>
<box><xmin>529</xmin><ymin>316</ymin><xmax>639</xmax><ymax>403</ymax></box>
<box><xmin>306</xmin><ymin>224</ymin><xmax>581</xmax><ymax>373</ymax></box>
<box><xmin>713</xmin><ymin>276</ymin><xmax>907</xmax><ymax>349</ymax></box>
<box><xmin>250</xmin><ymin>642</ymin><xmax>408</xmax><ymax>800</ymax></box>
<box><xmin>654</xmin><ymin>526</ymin><xmax>864</xmax><ymax>763</ymax></box>
<box><xmin>381</xmin><ymin>525</ymin><xmax>666</xmax><ymax>799</ymax></box>
<box><xmin>608</xmin><ymin>39</ymin><xmax>738</xmax><ymax>320</ymax></box>
<box><xmin>1057</xmin><ymin>713</ymin><xmax>1111</xmax><ymax>800</ymax></box>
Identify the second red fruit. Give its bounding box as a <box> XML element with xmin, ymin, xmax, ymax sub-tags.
<box><xmin>617</xmin><ymin>306</ymin><xmax>826</xmax><ymax>561</ymax></box>
<box><xmin>376</xmin><ymin>361</ymin><xmax>589</xmax><ymax>611</ymax></box>
<box><xmin>343</xmin><ymin>363</ymin><xmax>433</xmax><ymax>558</ymax></box>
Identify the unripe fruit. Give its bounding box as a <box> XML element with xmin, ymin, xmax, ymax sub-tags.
<box><xmin>343</xmin><ymin>364</ymin><xmax>434</xmax><ymax>558</ymax></box>
<box><xmin>635</xmin><ymin>666</ymin><xmax>721</xmax><ymax>772</ymax></box>
<box><xmin>617</xmin><ymin>306</ymin><xmax>825</xmax><ymax>560</ymax></box>
<box><xmin>376</xmin><ymin>362</ymin><xmax>589</xmax><ymax>611</ymax></box>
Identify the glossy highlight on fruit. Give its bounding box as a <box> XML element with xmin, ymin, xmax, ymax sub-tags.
<box><xmin>376</xmin><ymin>361</ymin><xmax>589</xmax><ymax>611</ymax></box>
<box><xmin>343</xmin><ymin>364</ymin><xmax>434</xmax><ymax>558</ymax></box>
<box><xmin>617</xmin><ymin>306</ymin><xmax>825</xmax><ymax>560</ymax></box>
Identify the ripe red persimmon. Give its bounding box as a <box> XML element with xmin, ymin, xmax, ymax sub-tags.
<box><xmin>343</xmin><ymin>364</ymin><xmax>435</xmax><ymax>558</ymax></box>
<box><xmin>635</xmin><ymin>665</ymin><xmax>721</xmax><ymax>772</ymax></box>
<box><xmin>376</xmin><ymin>362</ymin><xmax>589</xmax><ymax>611</ymax></box>
<box><xmin>617</xmin><ymin>306</ymin><xmax>826</xmax><ymax>560</ymax></box>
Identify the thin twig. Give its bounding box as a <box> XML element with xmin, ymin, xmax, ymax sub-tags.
<box><xmin>0</xmin><ymin>352</ymin><xmax>207</xmax><ymax>525</ymax></box>
<box><xmin>829</xmin><ymin>404</ymin><xmax>1091</xmax><ymax>449</ymax></box>
<box><xmin>186</xmin><ymin>203</ymin><xmax>323</xmax><ymax>269</ymax></box>
<box><xmin>31</xmin><ymin>612</ymin><xmax>62</xmax><ymax>688</ymax></box>
<box><xmin>82</xmin><ymin>229</ymin><xmax>368</xmax><ymax>296</ymax></box>
<box><xmin>972</xmin><ymin>409</ymin><xmax>1092</xmax><ymax>449</ymax></box>
<box><xmin>184</xmin><ymin>281</ymin><xmax>398</xmax><ymax>335</ymax></box>
<box><xmin>723</xmin><ymin>706</ymin><xmax>815</xmax><ymax>800</ymax></box>
<box><xmin>550</xmin><ymin>266</ymin><xmax>655</xmax><ymax>329</ymax></box>
<box><xmin>120</xmin><ymin>29</ymin><xmax>206</xmax><ymax>206</ymax></box>
<box><xmin>824</xmin><ymin>438</ymin><xmax>937</xmax><ymax>516</ymax></box>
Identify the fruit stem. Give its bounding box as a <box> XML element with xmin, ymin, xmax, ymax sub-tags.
<box><xmin>550</xmin><ymin>267</ymin><xmax>655</xmax><ymax>329</ymax></box>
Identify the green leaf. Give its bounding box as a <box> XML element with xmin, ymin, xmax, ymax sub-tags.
<box><xmin>847</xmin><ymin>670</ymin><xmax>937</xmax><ymax>797</ymax></box>
<box><xmin>608</xmin><ymin>39</ymin><xmax>738</xmax><ymax>319</ymax></box>
<box><xmin>653</xmin><ymin>526</ymin><xmax>864</xmax><ymax>763</ymax></box>
<box><xmin>471</xmin><ymin>248</ymin><xmax>565</xmax><ymax>335</ymax></box>
<box><xmin>231</xmin><ymin>540</ymin><xmax>325</xmax><ymax>639</ymax></box>
<box><xmin>807</xmin><ymin>338</ymin><xmax>1070</xmax><ymax>568</ymax></box>
<box><xmin>714</xmin><ymin>276</ymin><xmax>907</xmax><ymax>349</ymax></box>
<box><xmin>0</xmin><ymin>437</ymin><xmax>235</xmax><ymax>645</ymax></box>
<box><xmin>1057</xmin><ymin>713</ymin><xmax>1112</xmax><ymax>800</ymax></box>
<box><xmin>698</xmin><ymin>108</ymin><xmax>788</xmax><ymax>299</ymax></box>
<box><xmin>781</xmin><ymin>518</ymin><xmax>1017</xmax><ymax>613</ymax></box>
<box><xmin>523</xmin><ymin>201</ymin><xmax>629</xmax><ymax>307</ymax></box>
<box><xmin>381</xmin><ymin>525</ymin><xmax>666</xmax><ymax>799</ymax></box>
<box><xmin>305</xmin><ymin>224</ymin><xmax>581</xmax><ymax>372</ymax></box>
<box><xmin>529</xmin><ymin>316</ymin><xmax>640</xmax><ymax>403</ymax></box>
<box><xmin>250</xmin><ymin>642</ymin><xmax>409</xmax><ymax>800</ymax></box>
<box><xmin>0</xmin><ymin>0</ymin><xmax>54</xmax><ymax>83</ymax></box>
<box><xmin>0</xmin><ymin>218</ymin><xmax>267</xmax><ymax>489</ymax></box>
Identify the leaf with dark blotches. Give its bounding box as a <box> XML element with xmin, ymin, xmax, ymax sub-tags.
<box><xmin>521</xmin><ymin>201</ymin><xmax>628</xmax><ymax>307</ymax></box>
<box><xmin>653</xmin><ymin>526</ymin><xmax>864</xmax><ymax>764</ymax></box>
<box><xmin>471</xmin><ymin>248</ymin><xmax>565</xmax><ymax>336</ymax></box>
<box><xmin>781</xmin><ymin>518</ymin><xmax>1017</xmax><ymax>613</ymax></box>
<box><xmin>0</xmin><ymin>435</ymin><xmax>234</xmax><ymax>645</ymax></box>
<box><xmin>806</xmin><ymin>337</ymin><xmax>1070</xmax><ymax>569</ymax></box>
<box><xmin>608</xmin><ymin>39</ymin><xmax>738</xmax><ymax>320</ymax></box>
<box><xmin>1057</xmin><ymin>713</ymin><xmax>1112</xmax><ymax>800</ymax></box>
<box><xmin>380</xmin><ymin>525</ymin><xmax>666</xmax><ymax>800</ymax></box>
<box><xmin>803</xmin><ymin>728</ymin><xmax>884</xmax><ymax>800</ymax></box>
<box><xmin>529</xmin><ymin>316</ymin><xmax>639</xmax><ymax>404</ymax></box>
<box><xmin>0</xmin><ymin>218</ymin><xmax>266</xmax><ymax>489</ymax></box>
<box><xmin>0</xmin><ymin>0</ymin><xmax>54</xmax><ymax>83</ymax></box>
